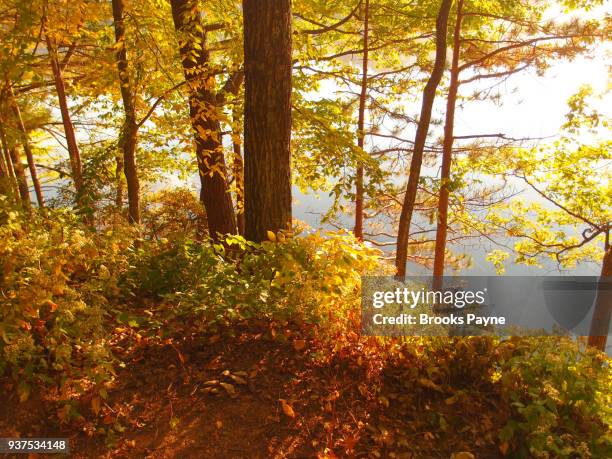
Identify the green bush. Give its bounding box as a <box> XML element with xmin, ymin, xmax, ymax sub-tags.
<box><xmin>497</xmin><ymin>337</ymin><xmax>611</xmax><ymax>458</ymax></box>
<box><xmin>126</xmin><ymin>230</ymin><xmax>382</xmax><ymax>329</ymax></box>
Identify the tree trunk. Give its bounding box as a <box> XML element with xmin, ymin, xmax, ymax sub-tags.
<box><xmin>0</xmin><ymin>120</ymin><xmax>18</xmax><ymax>200</ymax></box>
<box><xmin>8</xmin><ymin>88</ymin><xmax>44</xmax><ymax>208</ymax></box>
<box><xmin>587</xmin><ymin>241</ymin><xmax>612</xmax><ymax>351</ymax></box>
<box><xmin>354</xmin><ymin>0</ymin><xmax>370</xmax><ymax>242</ymax></box>
<box><xmin>115</xmin><ymin>152</ymin><xmax>124</xmax><ymax>208</ymax></box>
<box><xmin>112</xmin><ymin>0</ymin><xmax>140</xmax><ymax>224</ymax></box>
<box><xmin>232</xmin><ymin>117</ymin><xmax>245</xmax><ymax>236</ymax></box>
<box><xmin>46</xmin><ymin>36</ymin><xmax>85</xmax><ymax>208</ymax></box>
<box><xmin>432</xmin><ymin>0</ymin><xmax>464</xmax><ymax>291</ymax></box>
<box><xmin>395</xmin><ymin>0</ymin><xmax>452</xmax><ymax>277</ymax></box>
<box><xmin>170</xmin><ymin>0</ymin><xmax>236</xmax><ymax>240</ymax></box>
<box><xmin>6</xmin><ymin>139</ymin><xmax>31</xmax><ymax>211</ymax></box>
<box><xmin>243</xmin><ymin>0</ymin><xmax>292</xmax><ymax>242</ymax></box>
<box><xmin>0</xmin><ymin>134</ymin><xmax>8</xmax><ymax>198</ymax></box>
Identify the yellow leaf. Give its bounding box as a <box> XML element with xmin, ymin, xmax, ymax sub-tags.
<box><xmin>280</xmin><ymin>399</ymin><xmax>295</xmax><ymax>418</ymax></box>
<box><xmin>267</xmin><ymin>230</ymin><xmax>276</xmax><ymax>242</ymax></box>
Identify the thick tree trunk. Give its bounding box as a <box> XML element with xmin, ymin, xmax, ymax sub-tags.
<box><xmin>395</xmin><ymin>0</ymin><xmax>452</xmax><ymax>277</ymax></box>
<box><xmin>354</xmin><ymin>0</ymin><xmax>370</xmax><ymax>242</ymax></box>
<box><xmin>433</xmin><ymin>0</ymin><xmax>464</xmax><ymax>291</ymax></box>
<box><xmin>171</xmin><ymin>0</ymin><xmax>236</xmax><ymax>240</ymax></box>
<box><xmin>112</xmin><ymin>0</ymin><xmax>140</xmax><ymax>224</ymax></box>
<box><xmin>243</xmin><ymin>0</ymin><xmax>292</xmax><ymax>242</ymax></box>
<box><xmin>587</xmin><ymin>242</ymin><xmax>612</xmax><ymax>351</ymax></box>
<box><xmin>8</xmin><ymin>88</ymin><xmax>44</xmax><ymax>208</ymax></box>
<box><xmin>46</xmin><ymin>37</ymin><xmax>85</xmax><ymax>208</ymax></box>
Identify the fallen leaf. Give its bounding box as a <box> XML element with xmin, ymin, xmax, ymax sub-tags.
<box><xmin>280</xmin><ymin>399</ymin><xmax>296</xmax><ymax>418</ymax></box>
<box><xmin>219</xmin><ymin>382</ymin><xmax>236</xmax><ymax>396</ymax></box>
<box><xmin>419</xmin><ymin>378</ymin><xmax>443</xmax><ymax>392</ymax></box>
<box><xmin>293</xmin><ymin>339</ymin><xmax>306</xmax><ymax>351</ymax></box>
<box><xmin>451</xmin><ymin>453</ymin><xmax>475</xmax><ymax>459</ymax></box>
<box><xmin>230</xmin><ymin>375</ymin><xmax>247</xmax><ymax>385</ymax></box>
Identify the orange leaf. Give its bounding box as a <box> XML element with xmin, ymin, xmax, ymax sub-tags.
<box><xmin>91</xmin><ymin>396</ymin><xmax>101</xmax><ymax>415</ymax></box>
<box><xmin>280</xmin><ymin>399</ymin><xmax>296</xmax><ymax>418</ymax></box>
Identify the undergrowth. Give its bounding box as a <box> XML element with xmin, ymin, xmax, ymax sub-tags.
<box><xmin>0</xmin><ymin>202</ymin><xmax>610</xmax><ymax>457</ymax></box>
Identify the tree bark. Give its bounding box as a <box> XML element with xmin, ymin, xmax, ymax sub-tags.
<box><xmin>7</xmin><ymin>88</ymin><xmax>44</xmax><ymax>208</ymax></box>
<box><xmin>354</xmin><ymin>0</ymin><xmax>370</xmax><ymax>242</ymax></box>
<box><xmin>170</xmin><ymin>0</ymin><xmax>236</xmax><ymax>240</ymax></box>
<box><xmin>115</xmin><ymin>152</ymin><xmax>124</xmax><ymax>208</ymax></box>
<box><xmin>243</xmin><ymin>0</ymin><xmax>293</xmax><ymax>242</ymax></box>
<box><xmin>433</xmin><ymin>0</ymin><xmax>463</xmax><ymax>291</ymax></box>
<box><xmin>45</xmin><ymin>36</ymin><xmax>85</xmax><ymax>208</ymax></box>
<box><xmin>112</xmin><ymin>0</ymin><xmax>140</xmax><ymax>224</ymax></box>
<box><xmin>395</xmin><ymin>0</ymin><xmax>452</xmax><ymax>277</ymax></box>
<box><xmin>1</xmin><ymin>118</ymin><xmax>31</xmax><ymax>213</ymax></box>
<box><xmin>0</xmin><ymin>136</ymin><xmax>9</xmax><ymax>198</ymax></box>
<box><xmin>232</xmin><ymin>116</ymin><xmax>245</xmax><ymax>236</ymax></box>
<box><xmin>587</xmin><ymin>240</ymin><xmax>612</xmax><ymax>351</ymax></box>
<box><xmin>0</xmin><ymin>120</ymin><xmax>17</xmax><ymax>200</ymax></box>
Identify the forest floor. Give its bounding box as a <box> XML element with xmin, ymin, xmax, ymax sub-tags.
<box><xmin>1</xmin><ymin>319</ymin><xmax>510</xmax><ymax>458</ymax></box>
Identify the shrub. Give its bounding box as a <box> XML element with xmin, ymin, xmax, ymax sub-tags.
<box><xmin>140</xmin><ymin>188</ymin><xmax>207</xmax><ymax>241</ymax></box>
<box><xmin>0</xmin><ymin>203</ymin><xmax>136</xmax><ymax>400</ymax></box>
<box><xmin>127</xmin><ymin>230</ymin><xmax>382</xmax><ymax>330</ymax></box>
<box><xmin>497</xmin><ymin>337</ymin><xmax>611</xmax><ymax>458</ymax></box>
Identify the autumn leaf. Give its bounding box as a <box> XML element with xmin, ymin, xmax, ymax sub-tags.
<box><xmin>280</xmin><ymin>399</ymin><xmax>295</xmax><ymax>418</ymax></box>
<box><xmin>451</xmin><ymin>453</ymin><xmax>475</xmax><ymax>459</ymax></box>
<box><xmin>220</xmin><ymin>382</ymin><xmax>236</xmax><ymax>396</ymax></box>
<box><xmin>91</xmin><ymin>396</ymin><xmax>101</xmax><ymax>415</ymax></box>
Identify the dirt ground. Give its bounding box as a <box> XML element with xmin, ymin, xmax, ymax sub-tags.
<box><xmin>1</xmin><ymin>321</ymin><xmax>507</xmax><ymax>458</ymax></box>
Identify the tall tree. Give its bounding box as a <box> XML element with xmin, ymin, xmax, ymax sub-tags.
<box><xmin>7</xmin><ymin>88</ymin><xmax>44</xmax><ymax>208</ymax></box>
<box><xmin>243</xmin><ymin>0</ymin><xmax>293</xmax><ymax>242</ymax></box>
<box><xmin>354</xmin><ymin>0</ymin><xmax>370</xmax><ymax>241</ymax></box>
<box><xmin>111</xmin><ymin>0</ymin><xmax>140</xmax><ymax>224</ymax></box>
<box><xmin>432</xmin><ymin>0</ymin><xmax>463</xmax><ymax>289</ymax></box>
<box><xmin>44</xmin><ymin>17</ymin><xmax>85</xmax><ymax>210</ymax></box>
<box><xmin>170</xmin><ymin>0</ymin><xmax>237</xmax><ymax>240</ymax></box>
<box><xmin>431</xmin><ymin>0</ymin><xmax>600</xmax><ymax>284</ymax></box>
<box><xmin>395</xmin><ymin>0</ymin><xmax>452</xmax><ymax>277</ymax></box>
